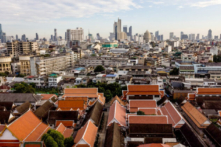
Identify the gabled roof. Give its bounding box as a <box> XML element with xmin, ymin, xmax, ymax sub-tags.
<box><xmin>0</xmin><ymin>93</ymin><xmax>41</xmax><ymax>103</ymax></box>
<box><xmin>56</xmin><ymin>123</ymin><xmax>73</xmax><ymax>138</ymax></box>
<box><xmin>82</xmin><ymin>101</ymin><xmax>103</xmax><ymax>126</ymax></box>
<box><xmin>48</xmin><ymin>111</ymin><xmax>79</xmax><ymax>126</ymax></box>
<box><xmin>181</xmin><ymin>102</ymin><xmax>210</xmax><ymax>128</ymax></box>
<box><xmin>110</xmin><ymin>95</ymin><xmax>127</xmax><ymax>106</ymax></box>
<box><xmin>74</xmin><ymin>120</ymin><xmax>98</xmax><ymax>147</ymax></box>
<box><xmin>107</xmin><ymin>100</ymin><xmax>126</xmax><ymax>127</ymax></box>
<box><xmin>34</xmin><ymin>100</ymin><xmax>54</xmax><ymax>119</ymax></box>
<box><xmin>98</xmin><ymin>93</ymin><xmax>105</xmax><ymax>105</ymax></box>
<box><xmin>0</xmin><ymin>102</ymin><xmax>14</xmax><ymax>111</ymax></box>
<box><xmin>63</xmin><ymin>88</ymin><xmax>98</xmax><ymax>98</ymax></box>
<box><xmin>57</xmin><ymin>100</ymin><xmax>86</xmax><ymax>111</ymax></box>
<box><xmin>55</xmin><ymin>120</ymin><xmax>74</xmax><ymax>127</ymax></box>
<box><xmin>7</xmin><ymin>110</ymin><xmax>49</xmax><ymax>142</ymax></box>
<box><xmin>160</xmin><ymin>102</ymin><xmax>184</xmax><ymax>128</ymax></box>
<box><xmin>0</xmin><ymin>111</ymin><xmax>11</xmax><ymax>124</ymax></box>
<box><xmin>127</xmin><ymin>85</ymin><xmax>160</xmax><ymax>95</ymax></box>
<box><xmin>138</xmin><ymin>108</ymin><xmax>157</xmax><ymax>115</ymax></box>
<box><xmin>15</xmin><ymin>101</ymin><xmax>31</xmax><ymax>115</ymax></box>
<box><xmin>129</xmin><ymin>100</ymin><xmax>157</xmax><ymax>112</ymax></box>
<box><xmin>41</xmin><ymin>94</ymin><xmax>57</xmax><ymax>100</ymax></box>
<box><xmin>197</xmin><ymin>88</ymin><xmax>221</xmax><ymax>95</ymax></box>
<box><xmin>104</xmin><ymin>123</ymin><xmax>123</xmax><ymax>147</ymax></box>
<box><xmin>128</xmin><ymin>115</ymin><xmax>168</xmax><ymax>124</ymax></box>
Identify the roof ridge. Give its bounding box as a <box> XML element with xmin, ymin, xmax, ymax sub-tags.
<box><xmin>23</xmin><ymin>122</ymin><xmax>42</xmax><ymax>141</ymax></box>
<box><xmin>36</xmin><ymin>126</ymin><xmax>50</xmax><ymax>141</ymax></box>
<box><xmin>8</xmin><ymin>109</ymin><xmax>31</xmax><ymax>127</ymax></box>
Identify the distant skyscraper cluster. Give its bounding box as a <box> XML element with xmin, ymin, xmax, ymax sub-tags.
<box><xmin>155</xmin><ymin>31</ymin><xmax>163</xmax><ymax>41</ymax></box>
<box><xmin>113</xmin><ymin>18</ymin><xmax>130</xmax><ymax>40</ymax></box>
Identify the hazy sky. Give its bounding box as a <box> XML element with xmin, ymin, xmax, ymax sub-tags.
<box><xmin>1</xmin><ymin>0</ymin><xmax>221</xmax><ymax>40</ymax></box>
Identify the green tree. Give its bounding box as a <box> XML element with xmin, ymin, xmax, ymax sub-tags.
<box><xmin>150</xmin><ymin>41</ymin><xmax>156</xmax><ymax>48</ymax></box>
<box><xmin>94</xmin><ymin>65</ymin><xmax>105</xmax><ymax>72</ymax></box>
<box><xmin>104</xmin><ymin>90</ymin><xmax>113</xmax><ymax>102</ymax></box>
<box><xmin>14</xmin><ymin>82</ymin><xmax>35</xmax><ymax>93</ymax></box>
<box><xmin>64</xmin><ymin>137</ymin><xmax>74</xmax><ymax>147</ymax></box>
<box><xmin>137</xmin><ymin>111</ymin><xmax>145</xmax><ymax>115</ymax></box>
<box><xmin>41</xmin><ymin>129</ymin><xmax>66</xmax><ymax>147</ymax></box>
<box><xmin>170</xmin><ymin>68</ymin><xmax>179</xmax><ymax>75</ymax></box>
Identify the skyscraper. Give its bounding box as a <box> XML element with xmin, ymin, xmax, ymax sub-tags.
<box><xmin>208</xmin><ymin>29</ymin><xmax>212</xmax><ymax>40</ymax></box>
<box><xmin>65</xmin><ymin>32</ymin><xmax>67</xmax><ymax>41</ymax></box>
<box><xmin>143</xmin><ymin>30</ymin><xmax>151</xmax><ymax>43</ymax></box>
<box><xmin>180</xmin><ymin>32</ymin><xmax>184</xmax><ymax>39</ymax></box>
<box><xmin>54</xmin><ymin>29</ymin><xmax>57</xmax><ymax>41</ymax></box>
<box><xmin>155</xmin><ymin>31</ymin><xmax>159</xmax><ymax>41</ymax></box>
<box><xmin>196</xmin><ymin>34</ymin><xmax>200</xmax><ymax>40</ymax></box>
<box><xmin>160</xmin><ymin>35</ymin><xmax>163</xmax><ymax>41</ymax></box>
<box><xmin>16</xmin><ymin>35</ymin><xmax>18</xmax><ymax>40</ymax></box>
<box><xmin>129</xmin><ymin>26</ymin><xmax>132</xmax><ymax>40</ymax></box>
<box><xmin>2</xmin><ymin>32</ymin><xmax>6</xmax><ymax>43</ymax></box>
<box><xmin>97</xmin><ymin>33</ymin><xmax>101</xmax><ymax>40</ymax></box>
<box><xmin>123</xmin><ymin>26</ymin><xmax>127</xmax><ymax>34</ymax></box>
<box><xmin>169</xmin><ymin>32</ymin><xmax>174</xmax><ymax>39</ymax></box>
<box><xmin>113</xmin><ymin>18</ymin><xmax>122</xmax><ymax>40</ymax></box>
<box><xmin>0</xmin><ymin>24</ymin><xmax>2</xmax><ymax>42</ymax></box>
<box><xmin>36</xmin><ymin>33</ymin><xmax>39</xmax><ymax>40</ymax></box>
<box><xmin>21</xmin><ymin>34</ymin><xmax>26</xmax><ymax>41</ymax></box>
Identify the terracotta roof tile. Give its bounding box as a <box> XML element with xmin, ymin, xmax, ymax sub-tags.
<box><xmin>58</xmin><ymin>100</ymin><xmax>85</xmax><ymax>110</ymax></box>
<box><xmin>41</xmin><ymin>94</ymin><xmax>57</xmax><ymax>100</ymax></box>
<box><xmin>197</xmin><ymin>88</ymin><xmax>221</xmax><ymax>95</ymax></box>
<box><xmin>8</xmin><ymin>110</ymin><xmax>49</xmax><ymax>141</ymax></box>
<box><xmin>181</xmin><ymin>102</ymin><xmax>210</xmax><ymax>128</ymax></box>
<box><xmin>107</xmin><ymin>101</ymin><xmax>126</xmax><ymax>126</ymax></box>
<box><xmin>128</xmin><ymin>85</ymin><xmax>159</xmax><ymax>92</ymax></box>
<box><xmin>63</xmin><ymin>88</ymin><xmax>98</xmax><ymax>98</ymax></box>
<box><xmin>74</xmin><ymin>120</ymin><xmax>98</xmax><ymax>147</ymax></box>
<box><xmin>56</xmin><ymin>123</ymin><xmax>73</xmax><ymax>138</ymax></box>
<box><xmin>110</xmin><ymin>95</ymin><xmax>127</xmax><ymax>106</ymax></box>
<box><xmin>129</xmin><ymin>100</ymin><xmax>157</xmax><ymax>112</ymax></box>
<box><xmin>128</xmin><ymin>115</ymin><xmax>168</xmax><ymax>124</ymax></box>
<box><xmin>55</xmin><ymin>120</ymin><xmax>74</xmax><ymax>127</ymax></box>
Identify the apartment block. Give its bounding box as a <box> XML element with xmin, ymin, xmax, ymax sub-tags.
<box><xmin>19</xmin><ymin>55</ymin><xmax>32</xmax><ymax>75</ymax></box>
<box><xmin>30</xmin><ymin>52</ymin><xmax>75</xmax><ymax>76</ymax></box>
<box><xmin>0</xmin><ymin>56</ymin><xmax>11</xmax><ymax>73</ymax></box>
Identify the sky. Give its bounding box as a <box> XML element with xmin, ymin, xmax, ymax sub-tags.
<box><xmin>1</xmin><ymin>0</ymin><xmax>221</xmax><ymax>40</ymax></box>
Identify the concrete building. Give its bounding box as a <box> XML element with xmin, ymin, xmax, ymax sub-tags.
<box><xmin>19</xmin><ymin>55</ymin><xmax>32</xmax><ymax>75</ymax></box>
<box><xmin>7</xmin><ymin>41</ymin><xmax>38</xmax><ymax>58</ymax></box>
<box><xmin>30</xmin><ymin>52</ymin><xmax>75</xmax><ymax>76</ymax></box>
<box><xmin>54</xmin><ymin>29</ymin><xmax>57</xmax><ymax>41</ymax></box>
<box><xmin>66</xmin><ymin>28</ymin><xmax>84</xmax><ymax>47</ymax></box>
<box><xmin>208</xmin><ymin>29</ymin><xmax>212</xmax><ymax>40</ymax></box>
<box><xmin>170</xmin><ymin>32</ymin><xmax>174</xmax><ymax>40</ymax></box>
<box><xmin>143</xmin><ymin>30</ymin><xmax>151</xmax><ymax>43</ymax></box>
<box><xmin>0</xmin><ymin>56</ymin><xmax>12</xmax><ymax>73</ymax></box>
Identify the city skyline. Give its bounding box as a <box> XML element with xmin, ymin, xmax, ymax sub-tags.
<box><xmin>1</xmin><ymin>0</ymin><xmax>221</xmax><ymax>39</ymax></box>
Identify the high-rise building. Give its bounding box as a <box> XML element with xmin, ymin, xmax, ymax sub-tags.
<box><xmin>144</xmin><ymin>30</ymin><xmax>151</xmax><ymax>43</ymax></box>
<box><xmin>129</xmin><ymin>26</ymin><xmax>132</xmax><ymax>39</ymax></box>
<box><xmin>113</xmin><ymin>18</ymin><xmax>122</xmax><ymax>40</ymax></box>
<box><xmin>196</xmin><ymin>34</ymin><xmax>200</xmax><ymax>40</ymax></box>
<box><xmin>220</xmin><ymin>34</ymin><xmax>221</xmax><ymax>40</ymax></box>
<box><xmin>180</xmin><ymin>32</ymin><xmax>184</xmax><ymax>39</ymax></box>
<box><xmin>189</xmin><ymin>34</ymin><xmax>195</xmax><ymax>41</ymax></box>
<box><xmin>66</xmin><ymin>28</ymin><xmax>84</xmax><ymax>47</ymax></box>
<box><xmin>169</xmin><ymin>32</ymin><xmax>174</xmax><ymax>39</ymax></box>
<box><xmin>160</xmin><ymin>35</ymin><xmax>163</xmax><ymax>41</ymax></box>
<box><xmin>2</xmin><ymin>32</ymin><xmax>6</xmax><ymax>43</ymax></box>
<box><xmin>214</xmin><ymin>36</ymin><xmax>219</xmax><ymax>40</ymax></box>
<box><xmin>97</xmin><ymin>33</ymin><xmax>101</xmax><ymax>40</ymax></box>
<box><xmin>65</xmin><ymin>32</ymin><xmax>67</xmax><ymax>41</ymax></box>
<box><xmin>155</xmin><ymin>31</ymin><xmax>159</xmax><ymax>40</ymax></box>
<box><xmin>36</xmin><ymin>33</ymin><xmax>39</xmax><ymax>40</ymax></box>
<box><xmin>16</xmin><ymin>35</ymin><xmax>18</xmax><ymax>40</ymax></box>
<box><xmin>21</xmin><ymin>34</ymin><xmax>26</xmax><ymax>41</ymax></box>
<box><xmin>54</xmin><ymin>29</ymin><xmax>57</xmax><ymax>41</ymax></box>
<box><xmin>123</xmin><ymin>26</ymin><xmax>127</xmax><ymax>34</ymax></box>
<box><xmin>150</xmin><ymin>33</ymin><xmax>154</xmax><ymax>41</ymax></box>
<box><xmin>208</xmin><ymin>29</ymin><xmax>212</xmax><ymax>40</ymax></box>
<box><xmin>0</xmin><ymin>24</ymin><xmax>2</xmax><ymax>42</ymax></box>
<box><xmin>51</xmin><ymin>35</ymin><xmax>53</xmax><ymax>41</ymax></box>
<box><xmin>181</xmin><ymin>34</ymin><xmax>188</xmax><ymax>40</ymax></box>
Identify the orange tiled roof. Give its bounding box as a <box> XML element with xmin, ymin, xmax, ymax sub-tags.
<box><xmin>110</xmin><ymin>95</ymin><xmax>127</xmax><ymax>106</ymax></box>
<box><xmin>122</xmin><ymin>90</ymin><xmax>127</xmax><ymax>100</ymax></box>
<box><xmin>98</xmin><ymin>93</ymin><xmax>105</xmax><ymax>105</ymax></box>
<box><xmin>197</xmin><ymin>88</ymin><xmax>221</xmax><ymax>95</ymax></box>
<box><xmin>188</xmin><ymin>93</ymin><xmax>196</xmax><ymax>100</ymax></box>
<box><xmin>65</xmin><ymin>97</ymin><xmax>88</xmax><ymax>101</ymax></box>
<box><xmin>129</xmin><ymin>115</ymin><xmax>168</xmax><ymax>124</ymax></box>
<box><xmin>63</xmin><ymin>88</ymin><xmax>98</xmax><ymax>98</ymax></box>
<box><xmin>181</xmin><ymin>102</ymin><xmax>209</xmax><ymax>128</ymax></box>
<box><xmin>55</xmin><ymin>120</ymin><xmax>73</xmax><ymax>127</ymax></box>
<box><xmin>58</xmin><ymin>100</ymin><xmax>85</xmax><ymax>110</ymax></box>
<box><xmin>7</xmin><ymin>110</ymin><xmax>49</xmax><ymax>141</ymax></box>
<box><xmin>41</xmin><ymin>94</ymin><xmax>57</xmax><ymax>100</ymax></box>
<box><xmin>74</xmin><ymin>120</ymin><xmax>98</xmax><ymax>147</ymax></box>
<box><xmin>160</xmin><ymin>102</ymin><xmax>183</xmax><ymax>128</ymax></box>
<box><xmin>107</xmin><ymin>101</ymin><xmax>126</xmax><ymax>126</ymax></box>
<box><xmin>129</xmin><ymin>100</ymin><xmax>157</xmax><ymax>112</ymax></box>
<box><xmin>128</xmin><ymin>85</ymin><xmax>159</xmax><ymax>92</ymax></box>
<box><xmin>56</xmin><ymin>123</ymin><xmax>73</xmax><ymax>138</ymax></box>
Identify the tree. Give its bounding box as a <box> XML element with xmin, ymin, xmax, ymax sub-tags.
<box><xmin>41</xmin><ymin>129</ymin><xmax>66</xmax><ymax>147</ymax></box>
<box><xmin>64</xmin><ymin>137</ymin><xmax>74</xmax><ymax>147</ymax></box>
<box><xmin>150</xmin><ymin>42</ymin><xmax>156</xmax><ymax>48</ymax></box>
<box><xmin>104</xmin><ymin>90</ymin><xmax>113</xmax><ymax>102</ymax></box>
<box><xmin>94</xmin><ymin>65</ymin><xmax>105</xmax><ymax>72</ymax></box>
<box><xmin>170</xmin><ymin>68</ymin><xmax>179</xmax><ymax>75</ymax></box>
<box><xmin>14</xmin><ymin>82</ymin><xmax>35</xmax><ymax>93</ymax></box>
<box><xmin>137</xmin><ymin>111</ymin><xmax>145</xmax><ymax>115</ymax></box>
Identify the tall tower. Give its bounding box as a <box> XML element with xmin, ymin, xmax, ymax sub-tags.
<box><xmin>113</xmin><ymin>22</ymin><xmax>117</xmax><ymax>40</ymax></box>
<box><xmin>155</xmin><ymin>31</ymin><xmax>159</xmax><ymax>41</ymax></box>
<box><xmin>170</xmin><ymin>32</ymin><xmax>174</xmax><ymax>39</ymax></box>
<box><xmin>0</xmin><ymin>24</ymin><xmax>2</xmax><ymax>41</ymax></box>
<box><xmin>208</xmin><ymin>29</ymin><xmax>212</xmax><ymax>40</ymax></box>
<box><xmin>54</xmin><ymin>29</ymin><xmax>57</xmax><ymax>41</ymax></box>
<box><xmin>123</xmin><ymin>25</ymin><xmax>127</xmax><ymax>34</ymax></box>
<box><xmin>129</xmin><ymin>26</ymin><xmax>132</xmax><ymax>40</ymax></box>
<box><xmin>36</xmin><ymin>33</ymin><xmax>39</xmax><ymax>40</ymax></box>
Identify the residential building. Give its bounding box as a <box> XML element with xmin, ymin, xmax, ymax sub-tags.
<box><xmin>30</xmin><ymin>52</ymin><xmax>75</xmax><ymax>76</ymax></box>
<box><xmin>0</xmin><ymin>56</ymin><xmax>12</xmax><ymax>73</ymax></box>
<box><xmin>66</xmin><ymin>28</ymin><xmax>84</xmax><ymax>47</ymax></box>
<box><xmin>19</xmin><ymin>55</ymin><xmax>32</xmax><ymax>75</ymax></box>
<box><xmin>48</xmin><ymin>73</ymin><xmax>63</xmax><ymax>87</ymax></box>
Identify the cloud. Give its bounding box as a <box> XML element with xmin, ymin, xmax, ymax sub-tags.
<box><xmin>178</xmin><ymin>6</ymin><xmax>183</xmax><ymax>9</ymax></box>
<box><xmin>191</xmin><ymin>0</ymin><xmax>221</xmax><ymax>7</ymax></box>
<box><xmin>0</xmin><ymin>0</ymin><xmax>141</xmax><ymax>22</ymax></box>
